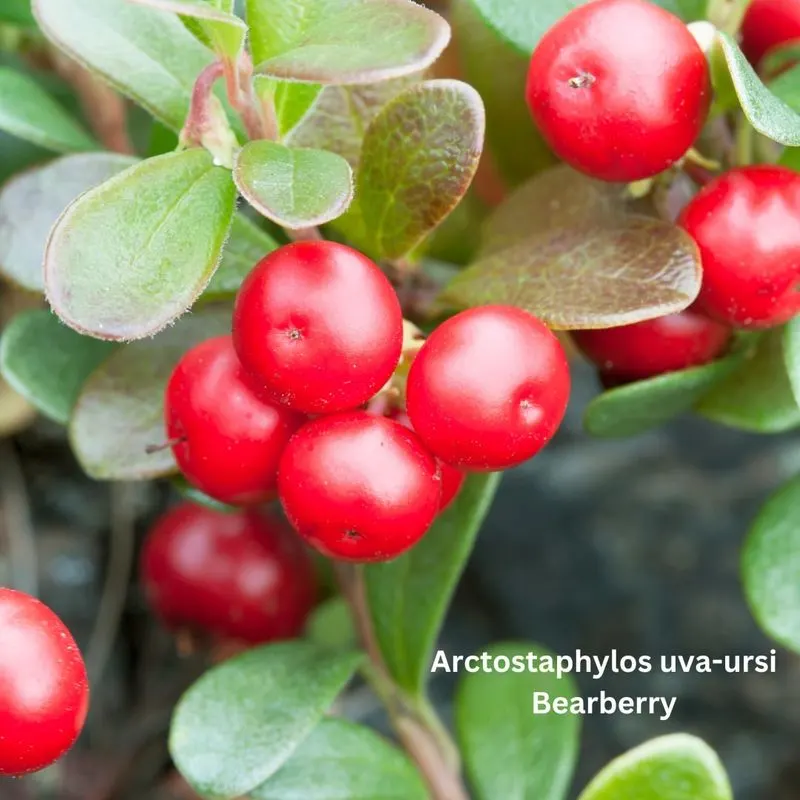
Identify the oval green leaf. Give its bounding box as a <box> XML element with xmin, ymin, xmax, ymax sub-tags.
<box><xmin>33</xmin><ymin>0</ymin><xmax>216</xmax><ymax>131</ymax></box>
<box><xmin>0</xmin><ymin>0</ymin><xmax>36</xmax><ymax>26</ymax></box>
<box><xmin>171</xmin><ymin>475</ymin><xmax>239</xmax><ymax>514</ymax></box>
<box><xmin>286</xmin><ymin>76</ymin><xmax>420</xmax><ymax>168</ymax></box>
<box><xmin>202</xmin><ymin>213</ymin><xmax>278</xmax><ymax>301</ymax></box>
<box><xmin>234</xmin><ymin>140</ymin><xmax>353</xmax><ymax>229</ymax></box>
<box><xmin>697</xmin><ymin>329</ymin><xmax>800</xmax><ymax>433</ymax></box>
<box><xmin>578</xmin><ymin>734</ymin><xmax>732</xmax><ymax>800</ymax></box>
<box><xmin>247</xmin><ymin>0</ymin><xmax>450</xmax><ymax>84</ymax></box>
<box><xmin>250</xmin><ymin>718</ymin><xmax>427</xmax><ymax>800</ymax></box>
<box><xmin>583</xmin><ymin>353</ymin><xmax>745</xmax><ymax>439</ymax></box>
<box><xmin>305</xmin><ymin>597</ymin><xmax>357</xmax><ymax>653</ymax></box>
<box><xmin>743</xmin><ymin>476</ymin><xmax>800</xmax><ymax>653</ymax></box>
<box><xmin>0</xmin><ymin>152</ymin><xmax>138</xmax><ymax>292</ymax></box>
<box><xmin>45</xmin><ymin>149</ymin><xmax>237</xmax><ymax>341</ymax></box>
<box><xmin>0</xmin><ymin>68</ymin><xmax>96</xmax><ymax>153</ymax></box>
<box><xmin>170</xmin><ymin>642</ymin><xmax>361</xmax><ymax>799</ymax></box>
<box><xmin>127</xmin><ymin>0</ymin><xmax>246</xmax><ymax>59</ymax></box>
<box><xmin>342</xmin><ymin>79</ymin><xmax>485</xmax><ymax>261</ymax></box>
<box><xmin>0</xmin><ymin>310</ymin><xmax>116</xmax><ymax>425</ymax></box>
<box><xmin>712</xmin><ymin>32</ymin><xmax>800</xmax><ymax>146</ymax></box>
<box><xmin>455</xmin><ymin>642</ymin><xmax>580</xmax><ymax>800</ymax></box>
<box><xmin>365</xmin><ymin>472</ymin><xmax>500</xmax><ymax>695</ymax></box>
<box><xmin>441</xmin><ymin>217</ymin><xmax>701</xmax><ymax>329</ymax></box>
<box><xmin>69</xmin><ymin>307</ymin><xmax>230</xmax><ymax>480</ymax></box>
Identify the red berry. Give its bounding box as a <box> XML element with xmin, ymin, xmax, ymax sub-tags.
<box><xmin>140</xmin><ymin>503</ymin><xmax>316</xmax><ymax>643</ymax></box>
<box><xmin>166</xmin><ymin>336</ymin><xmax>305</xmax><ymax>506</ymax></box>
<box><xmin>0</xmin><ymin>589</ymin><xmax>89</xmax><ymax>776</ymax></box>
<box><xmin>278</xmin><ymin>412</ymin><xmax>441</xmax><ymax>562</ymax></box>
<box><xmin>406</xmin><ymin>306</ymin><xmax>570</xmax><ymax>470</ymax></box>
<box><xmin>525</xmin><ymin>0</ymin><xmax>710</xmax><ymax>182</ymax></box>
<box><xmin>390</xmin><ymin>410</ymin><xmax>465</xmax><ymax>512</ymax></box>
<box><xmin>233</xmin><ymin>242</ymin><xmax>403</xmax><ymax>414</ymax></box>
<box><xmin>679</xmin><ymin>166</ymin><xmax>800</xmax><ymax>328</ymax></box>
<box><xmin>572</xmin><ymin>310</ymin><xmax>731</xmax><ymax>381</ymax></box>
<box><xmin>740</xmin><ymin>0</ymin><xmax>800</xmax><ymax>67</ymax></box>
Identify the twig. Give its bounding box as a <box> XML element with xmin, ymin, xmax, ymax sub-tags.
<box><xmin>287</xmin><ymin>226</ymin><xmax>324</xmax><ymax>242</ymax></box>
<box><xmin>0</xmin><ymin>440</ymin><xmax>38</xmax><ymax>596</ymax></box>
<box><xmin>86</xmin><ymin>482</ymin><xmax>136</xmax><ymax>684</ymax></box>
<box><xmin>335</xmin><ymin>563</ymin><xmax>469</xmax><ymax>800</ymax></box>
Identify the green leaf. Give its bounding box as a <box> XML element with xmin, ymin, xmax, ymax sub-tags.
<box><xmin>202</xmin><ymin>213</ymin><xmax>278</xmax><ymax>301</ymax></box>
<box><xmin>712</xmin><ymin>32</ymin><xmax>800</xmax><ymax>146</ymax></box>
<box><xmin>234</xmin><ymin>141</ymin><xmax>353</xmax><ymax>228</ymax></box>
<box><xmin>0</xmin><ymin>68</ymin><xmax>96</xmax><ymax>153</ymax></box>
<box><xmin>286</xmin><ymin>77</ymin><xmax>420</xmax><ymax>168</ymax></box>
<box><xmin>697</xmin><ymin>330</ymin><xmax>800</xmax><ymax>433</ymax></box>
<box><xmin>480</xmin><ymin>165</ymin><xmax>640</xmax><ymax>256</ymax></box>
<box><xmin>780</xmin><ymin>145</ymin><xmax>800</xmax><ymax>171</ymax></box>
<box><xmin>769</xmin><ymin>64</ymin><xmax>800</xmax><ymax>113</ymax></box>
<box><xmin>441</xmin><ymin>217</ymin><xmax>701</xmax><ymax>329</ymax></box>
<box><xmin>45</xmin><ymin>149</ymin><xmax>237</xmax><ymax>341</ymax></box>
<box><xmin>254</xmin><ymin>77</ymin><xmax>322</xmax><ymax>139</ymax></box>
<box><xmin>451</xmin><ymin>0</ymin><xmax>555</xmax><ymax>186</ymax></box>
<box><xmin>0</xmin><ymin>152</ymin><xmax>138</xmax><ymax>292</ymax></box>
<box><xmin>127</xmin><ymin>0</ymin><xmax>247</xmax><ymax>60</ymax></box>
<box><xmin>455</xmin><ymin>642</ymin><xmax>580</xmax><ymax>800</ymax></box>
<box><xmin>0</xmin><ymin>310</ymin><xmax>116</xmax><ymax>425</ymax></box>
<box><xmin>170</xmin><ymin>642</ymin><xmax>361</xmax><ymax>799</ymax></box>
<box><xmin>69</xmin><ymin>307</ymin><xmax>230</xmax><ymax>480</ymax></box>
<box><xmin>247</xmin><ymin>0</ymin><xmax>450</xmax><ymax>84</ymax></box>
<box><xmin>250</xmin><ymin>717</ymin><xmax>427</xmax><ymax>800</ymax></box>
<box><xmin>743</xmin><ymin>476</ymin><xmax>800</xmax><ymax>653</ymax></box>
<box><xmin>583</xmin><ymin>353</ymin><xmax>746</xmax><ymax>439</ymax></box>
<box><xmin>305</xmin><ymin>597</ymin><xmax>357</xmax><ymax>652</ymax></box>
<box><xmin>342</xmin><ymin>79</ymin><xmax>485</xmax><ymax>261</ymax></box>
<box><xmin>365</xmin><ymin>473</ymin><xmax>500</xmax><ymax>695</ymax></box>
<box><xmin>784</xmin><ymin>317</ymin><xmax>800</xmax><ymax>407</ymax></box>
<box><xmin>0</xmin><ymin>0</ymin><xmax>36</xmax><ymax>26</ymax></box>
<box><xmin>33</xmin><ymin>0</ymin><xmax>217</xmax><ymax>132</ymax></box>
<box><xmin>578</xmin><ymin>734</ymin><xmax>732</xmax><ymax>800</ymax></box>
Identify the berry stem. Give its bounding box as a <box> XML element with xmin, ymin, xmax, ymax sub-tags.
<box><xmin>286</xmin><ymin>226</ymin><xmax>324</xmax><ymax>242</ymax></box>
<box><xmin>735</xmin><ymin>115</ymin><xmax>755</xmax><ymax>167</ymax></box>
<box><xmin>336</xmin><ymin>563</ymin><xmax>468</xmax><ymax>800</ymax></box>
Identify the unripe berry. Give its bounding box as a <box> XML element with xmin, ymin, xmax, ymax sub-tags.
<box><xmin>141</xmin><ymin>503</ymin><xmax>316</xmax><ymax>643</ymax></box>
<box><xmin>278</xmin><ymin>412</ymin><xmax>441</xmax><ymax>562</ymax></box>
<box><xmin>0</xmin><ymin>589</ymin><xmax>89</xmax><ymax>776</ymax></box>
<box><xmin>406</xmin><ymin>306</ymin><xmax>570</xmax><ymax>470</ymax></box>
<box><xmin>233</xmin><ymin>241</ymin><xmax>403</xmax><ymax>414</ymax></box>
<box><xmin>526</xmin><ymin>0</ymin><xmax>710</xmax><ymax>182</ymax></box>
<box><xmin>165</xmin><ymin>336</ymin><xmax>305</xmax><ymax>505</ymax></box>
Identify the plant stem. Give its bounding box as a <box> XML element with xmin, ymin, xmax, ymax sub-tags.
<box><xmin>287</xmin><ymin>226</ymin><xmax>324</xmax><ymax>242</ymax></box>
<box><xmin>707</xmin><ymin>0</ymin><xmax>752</xmax><ymax>35</ymax></box>
<box><xmin>735</xmin><ymin>115</ymin><xmax>755</xmax><ymax>166</ymax></box>
<box><xmin>0</xmin><ymin>440</ymin><xmax>37</xmax><ymax>597</ymax></box>
<box><xmin>183</xmin><ymin>60</ymin><xmax>226</xmax><ymax>147</ymax></box>
<box><xmin>335</xmin><ymin>563</ymin><xmax>469</xmax><ymax>800</ymax></box>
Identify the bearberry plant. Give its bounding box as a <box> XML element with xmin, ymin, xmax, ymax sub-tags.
<box><xmin>3</xmin><ymin>0</ymin><xmax>800</xmax><ymax>797</ymax></box>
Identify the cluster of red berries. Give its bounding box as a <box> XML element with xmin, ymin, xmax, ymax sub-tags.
<box><xmin>526</xmin><ymin>0</ymin><xmax>800</xmax><ymax>384</ymax></box>
<box><xmin>164</xmin><ymin>241</ymin><xmax>570</xmax><ymax>563</ymax></box>
<box><xmin>0</xmin><ymin>588</ymin><xmax>89</xmax><ymax>776</ymax></box>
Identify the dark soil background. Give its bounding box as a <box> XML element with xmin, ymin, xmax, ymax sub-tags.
<box><xmin>2</xmin><ymin>363</ymin><xmax>799</xmax><ymax>799</ymax></box>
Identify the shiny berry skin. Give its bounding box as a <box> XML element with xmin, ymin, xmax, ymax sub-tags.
<box><xmin>740</xmin><ymin>0</ymin><xmax>800</xmax><ymax>67</ymax></box>
<box><xmin>406</xmin><ymin>306</ymin><xmax>570</xmax><ymax>470</ymax></box>
<box><xmin>391</xmin><ymin>411</ymin><xmax>465</xmax><ymax>512</ymax></box>
<box><xmin>140</xmin><ymin>503</ymin><xmax>316</xmax><ymax>643</ymax></box>
<box><xmin>572</xmin><ymin>310</ymin><xmax>731</xmax><ymax>382</ymax></box>
<box><xmin>679</xmin><ymin>166</ymin><xmax>800</xmax><ymax>328</ymax></box>
<box><xmin>233</xmin><ymin>242</ymin><xmax>403</xmax><ymax>414</ymax></box>
<box><xmin>278</xmin><ymin>412</ymin><xmax>441</xmax><ymax>562</ymax></box>
<box><xmin>166</xmin><ymin>336</ymin><xmax>305</xmax><ymax>506</ymax></box>
<box><xmin>526</xmin><ymin>0</ymin><xmax>711</xmax><ymax>182</ymax></box>
<box><xmin>0</xmin><ymin>589</ymin><xmax>89</xmax><ymax>776</ymax></box>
